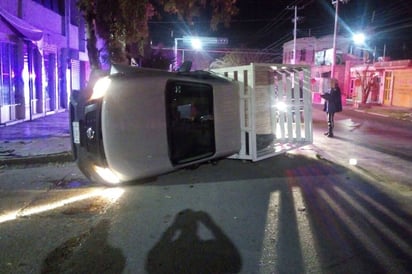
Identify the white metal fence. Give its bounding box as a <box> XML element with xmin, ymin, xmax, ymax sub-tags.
<box><xmin>212</xmin><ymin>63</ymin><xmax>313</xmax><ymax>161</ymax></box>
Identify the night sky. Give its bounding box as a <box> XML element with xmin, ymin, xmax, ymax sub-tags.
<box><xmin>149</xmin><ymin>0</ymin><xmax>412</xmax><ymax>60</ymax></box>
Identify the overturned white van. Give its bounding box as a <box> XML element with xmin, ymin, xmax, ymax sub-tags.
<box><xmin>70</xmin><ymin>63</ymin><xmax>312</xmax><ymax>185</ymax></box>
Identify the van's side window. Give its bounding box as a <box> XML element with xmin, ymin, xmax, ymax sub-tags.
<box><xmin>165</xmin><ymin>81</ymin><xmax>215</xmax><ymax>165</ymax></box>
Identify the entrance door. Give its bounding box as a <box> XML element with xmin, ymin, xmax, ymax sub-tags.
<box><xmin>0</xmin><ymin>43</ymin><xmax>19</xmax><ymax>124</ymax></box>
<box><xmin>383</xmin><ymin>71</ymin><xmax>393</xmax><ymax>105</ymax></box>
<box><xmin>44</xmin><ymin>52</ymin><xmax>57</xmax><ymax>112</ymax></box>
<box><xmin>165</xmin><ymin>80</ymin><xmax>215</xmax><ymax>165</ymax></box>
<box><xmin>348</xmin><ymin>78</ymin><xmax>355</xmax><ymax>100</ymax></box>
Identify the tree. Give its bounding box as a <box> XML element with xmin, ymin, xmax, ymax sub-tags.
<box><xmin>76</xmin><ymin>0</ymin><xmax>238</xmax><ymax>72</ymax></box>
<box><xmin>210</xmin><ymin>50</ymin><xmax>279</xmax><ymax>68</ymax></box>
<box><xmin>77</xmin><ymin>0</ymin><xmax>154</xmax><ymax>70</ymax></box>
<box><xmin>354</xmin><ymin>66</ymin><xmax>379</xmax><ymax>105</ymax></box>
<box><xmin>159</xmin><ymin>0</ymin><xmax>238</xmax><ymax>31</ymax></box>
<box><xmin>141</xmin><ymin>43</ymin><xmax>173</xmax><ymax>70</ymax></box>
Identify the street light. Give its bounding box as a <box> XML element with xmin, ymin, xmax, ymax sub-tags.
<box><xmin>190</xmin><ymin>38</ymin><xmax>202</xmax><ymax>50</ymax></box>
<box><xmin>353</xmin><ymin>32</ymin><xmax>366</xmax><ymax>45</ymax></box>
<box><xmin>173</xmin><ymin>36</ymin><xmax>228</xmax><ymax>70</ymax></box>
<box><xmin>174</xmin><ymin>37</ymin><xmax>184</xmax><ymax>70</ymax></box>
<box><xmin>174</xmin><ymin>36</ymin><xmax>204</xmax><ymax>70</ymax></box>
<box><xmin>352</xmin><ymin>32</ymin><xmax>370</xmax><ymax>62</ymax></box>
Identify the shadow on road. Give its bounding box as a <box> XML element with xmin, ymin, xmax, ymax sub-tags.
<box><xmin>145</xmin><ymin>209</ymin><xmax>242</xmax><ymax>273</ymax></box>
<box><xmin>287</xmin><ymin>162</ymin><xmax>412</xmax><ymax>273</ymax></box>
<box><xmin>331</xmin><ymin>134</ymin><xmax>412</xmax><ymax>163</ymax></box>
<box><xmin>145</xmin><ymin>155</ymin><xmax>412</xmax><ymax>273</ymax></box>
<box><xmin>33</xmin><ymin>154</ymin><xmax>411</xmax><ymax>273</ymax></box>
<box><xmin>152</xmin><ymin>154</ymin><xmax>348</xmax><ymax>186</ymax></box>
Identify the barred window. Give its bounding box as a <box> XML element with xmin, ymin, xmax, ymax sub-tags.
<box><xmin>300</xmin><ymin>49</ymin><xmax>306</xmax><ymax>62</ymax></box>
<box><xmin>32</xmin><ymin>0</ymin><xmax>64</xmax><ymax>15</ymax></box>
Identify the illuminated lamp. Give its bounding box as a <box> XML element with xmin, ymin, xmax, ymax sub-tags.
<box><xmin>90</xmin><ymin>77</ymin><xmax>111</xmax><ymax>100</ymax></box>
<box><xmin>353</xmin><ymin>33</ymin><xmax>366</xmax><ymax>45</ymax></box>
<box><xmin>190</xmin><ymin>38</ymin><xmax>203</xmax><ymax>50</ymax></box>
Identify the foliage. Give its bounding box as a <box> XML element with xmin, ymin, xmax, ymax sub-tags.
<box><xmin>141</xmin><ymin>44</ymin><xmax>174</xmax><ymax>70</ymax></box>
<box><xmin>210</xmin><ymin>50</ymin><xmax>279</xmax><ymax>68</ymax></box>
<box><xmin>77</xmin><ymin>0</ymin><xmax>99</xmax><ymax>70</ymax></box>
<box><xmin>159</xmin><ymin>0</ymin><xmax>238</xmax><ymax>30</ymax></box>
<box><xmin>76</xmin><ymin>0</ymin><xmax>238</xmax><ymax>71</ymax></box>
<box><xmin>77</xmin><ymin>0</ymin><xmax>154</xmax><ymax>68</ymax></box>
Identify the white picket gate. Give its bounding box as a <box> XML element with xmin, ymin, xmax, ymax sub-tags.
<box><xmin>212</xmin><ymin>63</ymin><xmax>313</xmax><ymax>161</ymax></box>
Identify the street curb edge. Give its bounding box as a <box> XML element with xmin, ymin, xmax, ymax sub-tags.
<box><xmin>0</xmin><ymin>151</ymin><xmax>74</xmax><ymax>166</ymax></box>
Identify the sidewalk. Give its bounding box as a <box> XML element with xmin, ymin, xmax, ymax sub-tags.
<box><xmin>0</xmin><ymin>111</ymin><xmax>73</xmax><ymax>165</ymax></box>
<box><xmin>0</xmin><ymin>105</ymin><xmax>411</xmax><ymax>166</ymax></box>
<box><xmin>351</xmin><ymin>104</ymin><xmax>412</xmax><ymax>121</ymax></box>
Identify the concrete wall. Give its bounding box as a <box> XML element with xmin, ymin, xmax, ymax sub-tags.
<box><xmin>0</xmin><ymin>0</ymin><xmax>89</xmax><ymax>124</ymax></box>
<box><xmin>392</xmin><ymin>69</ymin><xmax>412</xmax><ymax>107</ymax></box>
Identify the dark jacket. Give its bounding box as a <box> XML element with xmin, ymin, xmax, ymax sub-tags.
<box><xmin>321</xmin><ymin>86</ymin><xmax>342</xmax><ymax>113</ymax></box>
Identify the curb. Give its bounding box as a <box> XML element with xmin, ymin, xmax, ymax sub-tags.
<box><xmin>353</xmin><ymin>109</ymin><xmax>389</xmax><ymax>118</ymax></box>
<box><xmin>0</xmin><ymin>151</ymin><xmax>74</xmax><ymax>166</ymax></box>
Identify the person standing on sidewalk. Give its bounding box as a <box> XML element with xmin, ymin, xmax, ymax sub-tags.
<box><xmin>321</xmin><ymin>78</ymin><xmax>342</xmax><ymax>137</ymax></box>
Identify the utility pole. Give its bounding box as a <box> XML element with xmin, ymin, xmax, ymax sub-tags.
<box><xmin>331</xmin><ymin>0</ymin><xmax>349</xmax><ymax>78</ymax></box>
<box><xmin>287</xmin><ymin>5</ymin><xmax>304</xmax><ymax>65</ymax></box>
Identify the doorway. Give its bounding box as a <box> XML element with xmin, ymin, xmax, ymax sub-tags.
<box><xmin>383</xmin><ymin>71</ymin><xmax>393</xmax><ymax>105</ymax></box>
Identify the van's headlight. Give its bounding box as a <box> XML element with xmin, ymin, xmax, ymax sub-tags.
<box><xmin>90</xmin><ymin>77</ymin><xmax>111</xmax><ymax>100</ymax></box>
<box><xmin>94</xmin><ymin>165</ymin><xmax>121</xmax><ymax>184</ymax></box>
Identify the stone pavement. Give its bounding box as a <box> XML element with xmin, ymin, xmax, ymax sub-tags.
<box><xmin>0</xmin><ymin>105</ymin><xmax>411</xmax><ymax>166</ymax></box>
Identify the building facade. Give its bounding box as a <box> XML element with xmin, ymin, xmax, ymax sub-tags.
<box><xmin>0</xmin><ymin>0</ymin><xmax>89</xmax><ymax>125</ymax></box>
<box><xmin>282</xmin><ymin>35</ymin><xmax>352</xmax><ymax>66</ymax></box>
<box><xmin>350</xmin><ymin>60</ymin><xmax>412</xmax><ymax>108</ymax></box>
<box><xmin>282</xmin><ymin>35</ymin><xmax>356</xmax><ymax>105</ymax></box>
<box><xmin>283</xmin><ymin>35</ymin><xmax>412</xmax><ymax>108</ymax></box>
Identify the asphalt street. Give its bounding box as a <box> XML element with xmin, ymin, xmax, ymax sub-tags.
<box><xmin>0</xmin><ymin>152</ymin><xmax>411</xmax><ymax>273</ymax></box>
<box><xmin>310</xmin><ymin>104</ymin><xmax>412</xmax><ymax>208</ymax></box>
